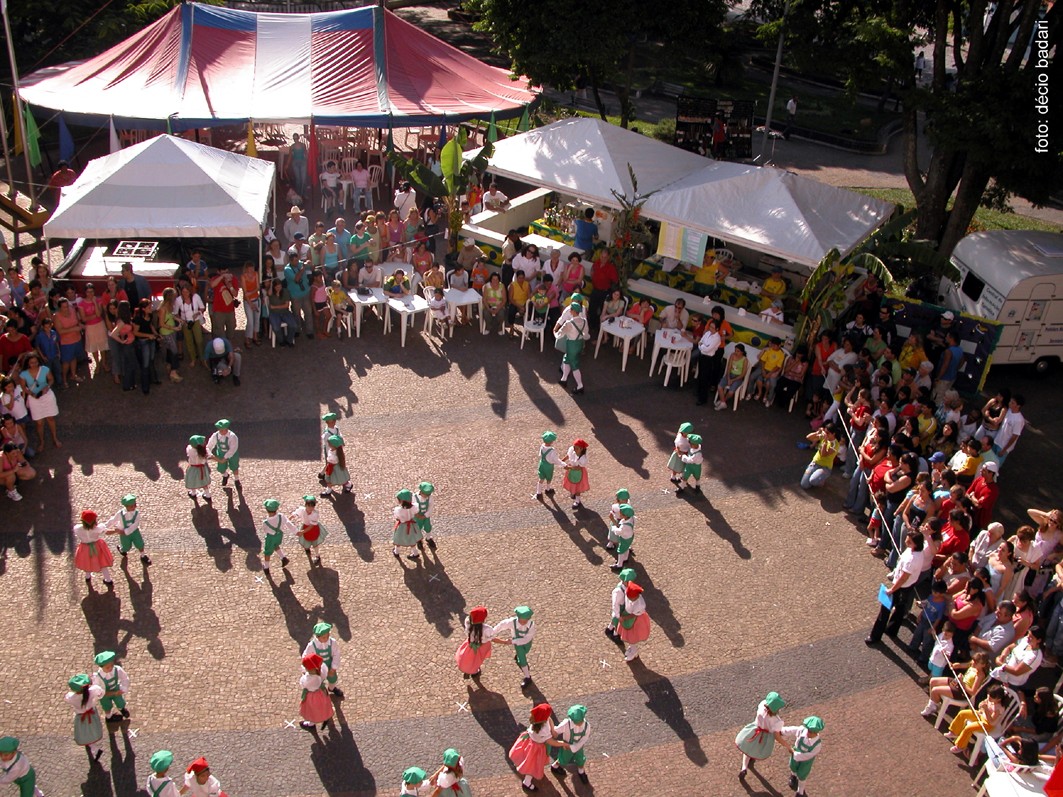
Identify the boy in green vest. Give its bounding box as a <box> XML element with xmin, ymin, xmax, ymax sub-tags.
<box><xmin>782</xmin><ymin>716</ymin><xmax>824</xmax><ymax>796</ymax></box>
<box><xmin>0</xmin><ymin>737</ymin><xmax>43</xmax><ymax>797</ymax></box>
<box><xmin>92</xmin><ymin>651</ymin><xmax>130</xmax><ymax>724</ymax></box>
<box><xmin>414</xmin><ymin>482</ymin><xmax>437</xmax><ymax>551</ymax></box>
<box><xmin>534</xmin><ymin>431</ymin><xmax>563</xmax><ymax>499</ymax></box>
<box><xmin>493</xmin><ymin>605</ymin><xmax>537</xmax><ymax>688</ymax></box>
<box><xmin>104</xmin><ymin>493</ymin><xmax>151</xmax><ymax>566</ymax></box>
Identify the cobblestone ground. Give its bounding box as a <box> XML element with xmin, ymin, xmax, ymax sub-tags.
<box><xmin>0</xmin><ymin>321</ymin><xmax>1058</xmax><ymax>797</ymax></box>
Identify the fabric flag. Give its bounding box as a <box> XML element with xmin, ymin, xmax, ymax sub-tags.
<box><xmin>109</xmin><ymin>118</ymin><xmax>120</xmax><ymax>153</ymax></box>
<box><xmin>166</xmin><ymin>116</ymin><xmax>173</xmax><ymax>135</ymax></box>
<box><xmin>58</xmin><ymin>116</ymin><xmax>75</xmax><ymax>163</ymax></box>
<box><xmin>11</xmin><ymin>97</ymin><xmax>23</xmax><ymax>156</ymax></box>
<box><xmin>517</xmin><ymin>106</ymin><xmax>531</xmax><ymax>132</ymax></box>
<box><xmin>24</xmin><ymin>105</ymin><xmax>41</xmax><ymax>168</ymax></box>
<box><xmin>437</xmin><ymin>124</ymin><xmax>447</xmax><ymax>152</ymax></box>
<box><xmin>246</xmin><ymin>121</ymin><xmax>257</xmax><ymax>158</ymax></box>
<box><xmin>487</xmin><ymin>112</ymin><xmax>498</xmax><ymax>144</ymax></box>
<box><xmin>307</xmin><ymin>123</ymin><xmax>319</xmax><ymax>199</ymax></box>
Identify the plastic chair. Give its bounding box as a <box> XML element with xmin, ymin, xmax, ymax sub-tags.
<box><xmin>962</xmin><ymin>686</ymin><xmax>1023</xmax><ymax>767</ymax></box>
<box><xmin>269</xmin><ymin>321</ymin><xmax>288</xmax><ymax>348</ymax></box>
<box><xmin>658</xmin><ymin>347</ymin><xmax>692</xmax><ymax>387</ymax></box>
<box><xmin>516</xmin><ymin>300</ymin><xmax>547</xmax><ymax>352</ymax></box>
<box><xmin>327</xmin><ymin>304</ymin><xmax>352</xmax><ymax>340</ymax></box>
<box><xmin>368</xmin><ymin>165</ymin><xmax>383</xmax><ymax>204</ymax></box>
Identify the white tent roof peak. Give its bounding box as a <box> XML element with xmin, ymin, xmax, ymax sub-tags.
<box><xmin>45</xmin><ymin>135</ymin><xmax>276</xmax><ymax>240</ymax></box>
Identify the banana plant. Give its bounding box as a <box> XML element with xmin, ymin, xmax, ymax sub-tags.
<box><xmin>796</xmin><ymin>248</ymin><xmax>894</xmax><ymax>349</ymax></box>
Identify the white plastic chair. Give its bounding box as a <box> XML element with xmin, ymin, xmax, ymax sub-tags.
<box><xmin>269</xmin><ymin>320</ymin><xmax>288</xmax><ymax>348</ymax></box>
<box><xmin>515</xmin><ymin>300</ymin><xmax>547</xmax><ymax>352</ymax></box>
<box><xmin>327</xmin><ymin>303</ymin><xmax>352</xmax><ymax>340</ymax></box>
<box><xmin>368</xmin><ymin>165</ymin><xmax>383</xmax><ymax>204</ymax></box>
<box><xmin>960</xmin><ymin>686</ymin><xmax>1023</xmax><ymax>767</ymax></box>
<box><xmin>658</xmin><ymin>347</ymin><xmax>692</xmax><ymax>387</ymax></box>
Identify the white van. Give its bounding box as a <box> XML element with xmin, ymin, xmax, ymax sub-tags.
<box><xmin>940</xmin><ymin>230</ymin><xmax>1063</xmax><ymax>374</ymax></box>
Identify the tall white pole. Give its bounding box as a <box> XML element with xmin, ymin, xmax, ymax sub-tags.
<box><xmin>759</xmin><ymin>1</ymin><xmax>790</xmax><ymax>164</ymax></box>
<box><xmin>0</xmin><ymin>88</ymin><xmax>16</xmax><ymax>197</ymax></box>
<box><xmin>2</xmin><ymin>0</ymin><xmax>38</xmax><ymax>206</ymax></box>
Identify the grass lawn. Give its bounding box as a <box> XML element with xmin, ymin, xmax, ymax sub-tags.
<box><xmin>853</xmin><ymin>188</ymin><xmax>1062</xmax><ymax>233</ymax></box>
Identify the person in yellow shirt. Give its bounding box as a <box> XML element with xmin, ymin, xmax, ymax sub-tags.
<box><xmin>750</xmin><ymin>337</ymin><xmax>786</xmax><ymax>405</ymax></box>
<box><xmin>508</xmin><ymin>270</ymin><xmax>532</xmax><ymax>326</ymax></box>
<box><xmin>691</xmin><ymin>250</ymin><xmax>727</xmax><ymax>297</ymax></box>
<box><xmin>761</xmin><ymin>267</ymin><xmax>787</xmax><ymax>302</ymax></box>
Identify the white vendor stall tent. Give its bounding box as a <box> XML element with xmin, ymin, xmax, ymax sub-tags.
<box><xmin>484</xmin><ymin>118</ymin><xmax>895</xmax><ymax>268</ymax></box>
<box><xmin>45</xmin><ymin>135</ymin><xmax>276</xmax><ymax>240</ymax></box>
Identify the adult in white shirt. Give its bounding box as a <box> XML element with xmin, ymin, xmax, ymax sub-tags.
<box><xmin>541</xmin><ymin>249</ymin><xmax>563</xmax><ymax>284</ymax></box>
<box><xmin>282</xmin><ymin>206</ymin><xmax>310</xmax><ymax>245</ymax></box>
<box><xmin>358</xmin><ymin>262</ymin><xmax>383</xmax><ymax>288</ymax></box>
<box><xmin>991</xmin><ymin>627</ymin><xmax>1045</xmax><ymax>687</ymax></box>
<box><xmin>393</xmin><ymin>182</ymin><xmax>417</xmax><ymax>219</ymax></box>
<box><xmin>866</xmin><ymin>530</ymin><xmax>925</xmax><ymax>643</ymax></box>
<box><xmin>823</xmin><ymin>337</ymin><xmax>857</xmax><ymax>394</ymax></box>
<box><xmin>658</xmin><ymin>299</ymin><xmax>689</xmax><ymax>331</ymax></box>
<box><xmin>993</xmin><ymin>395</ymin><xmax>1026</xmax><ymax>466</ymax></box>
<box><xmin>695</xmin><ymin>319</ymin><xmax>723</xmax><ymax>405</ymax></box>
<box><xmin>511</xmin><ymin>244</ymin><xmax>541</xmax><ymax>282</ymax></box>
<box><xmin>483</xmin><ymin>183</ymin><xmax>509</xmax><ymax>211</ymax></box>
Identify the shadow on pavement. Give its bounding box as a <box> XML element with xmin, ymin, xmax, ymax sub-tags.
<box><xmin>79</xmin><ymin>755</ymin><xmax>114</xmax><ymax>797</ymax></box>
<box><xmin>106</xmin><ymin>728</ymin><xmax>138</xmax><ymax>797</ymax></box>
<box><xmin>306</xmin><ymin>566</ymin><xmax>351</xmax><ymax>642</ymax></box>
<box><xmin>267</xmin><ymin>568</ymin><xmax>316</xmax><ymax>646</ymax></box>
<box><xmin>328</xmin><ymin>492</ymin><xmax>373</xmax><ymax>562</ymax></box>
<box><xmin>403</xmin><ymin>551</ymin><xmax>464</xmax><ymax>638</ymax></box>
<box><xmin>308</xmin><ymin>719</ymin><xmax>376</xmax><ymax>796</ymax></box>
<box><xmin>684</xmin><ymin>492</ymin><xmax>752</xmax><ymax>561</ymax></box>
<box><xmin>628</xmin><ymin>660</ymin><xmax>708</xmax><ymax>767</ymax></box>
<box><xmin>542</xmin><ymin>496</ymin><xmax>605</xmax><ymax>567</ymax></box>
<box><xmin>467</xmin><ymin>681</ymin><xmax>521</xmax><ymax>757</ymax></box>
<box><xmin>636</xmin><ymin>567</ymin><xmax>685</xmax><ymax>649</ymax></box>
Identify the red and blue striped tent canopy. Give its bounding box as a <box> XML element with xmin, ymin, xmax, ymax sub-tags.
<box><xmin>19</xmin><ymin>3</ymin><xmax>536</xmax><ymax>130</ymax></box>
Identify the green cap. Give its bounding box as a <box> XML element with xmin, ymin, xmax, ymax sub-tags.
<box><xmin>618</xmin><ymin>567</ymin><xmax>637</xmax><ymax>583</ymax></box>
<box><xmin>764</xmin><ymin>691</ymin><xmax>786</xmax><ymax>712</ymax></box>
<box><xmin>541</xmin><ymin>431</ymin><xmax>557</xmax><ymax>443</ymax></box>
<box><xmin>313</xmin><ymin>622</ymin><xmax>332</xmax><ymax>637</ymax></box>
<box><xmin>418</xmin><ymin>482</ymin><xmax>434</xmax><ymax>495</ymax></box>
<box><xmin>515</xmin><ymin>605</ymin><xmax>533</xmax><ymax>620</ymax></box>
<box><xmin>263</xmin><ymin>498</ymin><xmax>280</xmax><ymax>512</ymax></box>
<box><xmin>803</xmin><ymin>716</ymin><xmax>824</xmax><ymax>732</ymax></box>
<box><xmin>0</xmin><ymin>737</ymin><xmax>19</xmax><ymax>753</ymax></box>
<box><xmin>688</xmin><ymin>434</ymin><xmax>702</xmax><ymax>445</ymax></box>
<box><xmin>327</xmin><ymin>435</ymin><xmax>344</xmax><ymax>448</ymax></box>
<box><xmin>569</xmin><ymin>293</ymin><xmax>585</xmax><ymax>304</ymax></box>
<box><xmin>68</xmin><ymin>673</ymin><xmax>91</xmax><ymax>691</ymax></box>
<box><xmin>322</xmin><ymin>412</ymin><xmax>339</xmax><ymax>422</ymax></box>
<box><xmin>567</xmin><ymin>705</ymin><xmax>587</xmax><ymax>723</ymax></box>
<box><xmin>678</xmin><ymin>422</ymin><xmax>694</xmax><ymax>434</ymax></box>
<box><xmin>94</xmin><ymin>651</ymin><xmax>116</xmax><ymax>667</ymax></box>
<box><xmin>214</xmin><ymin>419</ymin><xmax>231</xmax><ymax>430</ymax></box>
<box><xmin>619</xmin><ymin>503</ymin><xmax>634</xmax><ymax>518</ymax></box>
<box><xmin>570</xmin><ymin>301</ymin><xmax>583</xmax><ymax>310</ymax></box>
<box><xmin>442</xmin><ymin>748</ymin><xmax>461</xmax><ymax>767</ymax></box>
<box><xmin>120</xmin><ymin>494</ymin><xmax>137</xmax><ymax>507</ymax></box>
<box><xmin>403</xmin><ymin>767</ymin><xmax>427</xmax><ymax>785</ymax></box>
<box><xmin>150</xmin><ymin>750</ymin><xmax>174</xmax><ymax>773</ymax></box>
<box><xmin>189</xmin><ymin>434</ymin><xmax>206</xmax><ymax>446</ymax></box>
<box><xmin>615</xmin><ymin>488</ymin><xmax>630</xmax><ymax>501</ymax></box>
<box><xmin>302</xmin><ymin>495</ymin><xmax>317</xmax><ymax>504</ymax></box>
<box><xmin>396</xmin><ymin>489</ymin><xmax>413</xmax><ymax>502</ymax></box>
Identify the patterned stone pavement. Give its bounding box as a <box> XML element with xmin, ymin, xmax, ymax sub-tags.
<box><xmin>1</xmin><ymin>321</ymin><xmax>1058</xmax><ymax>797</ymax></box>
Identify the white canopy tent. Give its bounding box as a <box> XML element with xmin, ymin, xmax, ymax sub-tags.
<box><xmin>45</xmin><ymin>135</ymin><xmax>275</xmax><ymax>240</ymax></box>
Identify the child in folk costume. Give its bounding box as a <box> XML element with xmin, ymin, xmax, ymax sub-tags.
<box><xmin>608</xmin><ymin>488</ymin><xmax>632</xmax><ymax>525</ymax></box>
<box><xmin>64</xmin><ymin>673</ymin><xmax>105</xmax><ymax>761</ymax></box>
<box><xmin>550</xmin><ymin>704</ymin><xmax>591</xmax><ymax>784</ymax></box>
<box><xmin>736</xmin><ymin>691</ymin><xmax>791</xmax><ymax>779</ymax></box>
<box><xmin>146</xmin><ymin>751</ymin><xmax>181</xmax><ymax>797</ymax></box>
<box><xmin>184</xmin><ymin>757</ymin><xmax>227</xmax><ymax>797</ymax></box>
<box><xmin>667</xmin><ymin>422</ymin><xmax>694</xmax><ymax>485</ymax></box>
<box><xmin>298</xmin><ymin>653</ymin><xmax>334</xmax><ymax>731</ymax></box>
<box><xmin>392</xmin><ymin>489</ymin><xmax>421</xmax><ymax>560</ymax></box>
<box><xmin>617</xmin><ymin>582</ymin><xmax>651</xmax><ymax>662</ymax></box>
<box><xmin>493</xmin><ymin>605</ymin><xmax>537</xmax><ymax>688</ymax></box>
<box><xmin>103</xmin><ymin>493</ymin><xmax>151</xmax><ymax>566</ymax></box>
<box><xmin>207</xmin><ymin>419</ymin><xmax>241</xmax><ymax>488</ymax></box>
<box><xmin>428</xmin><ymin>748</ymin><xmax>472</xmax><ymax>797</ymax></box>
<box><xmin>74</xmin><ymin>510</ymin><xmax>114</xmax><ymax>590</ymax></box>
<box><xmin>291</xmin><ymin>495</ymin><xmax>327</xmax><ymax>566</ymax></box>
<box><xmin>320</xmin><ymin>412</ymin><xmax>340</xmax><ymax>459</ymax></box>
<box><xmin>320</xmin><ymin>435</ymin><xmax>354</xmax><ymax>497</ymax></box>
<box><xmin>455</xmin><ymin>605</ymin><xmax>495</xmax><ymax>680</ymax></box>
<box><xmin>400</xmin><ymin>766</ymin><xmax>429</xmax><ymax>796</ymax></box>
<box><xmin>677</xmin><ymin>433</ymin><xmax>704</xmax><ymax>494</ymax></box>
<box><xmin>184</xmin><ymin>435</ymin><xmax>213</xmax><ymax>503</ymax></box>
<box><xmin>604</xmin><ymin>567</ymin><xmax>638</xmax><ymax>639</ymax></box>
<box><xmin>534</xmin><ymin>431</ymin><xmax>563</xmax><ymax>500</ymax></box>
<box><xmin>0</xmin><ymin>736</ymin><xmax>44</xmax><ymax>797</ymax></box>
<box><xmin>303</xmin><ymin>622</ymin><xmax>343</xmax><ymax>698</ymax></box>
<box><xmin>260</xmin><ymin>499</ymin><xmax>294</xmax><ymax>573</ymax></box>
<box><xmin>782</xmin><ymin>716</ymin><xmax>823</xmax><ymax>796</ymax></box>
<box><xmin>414</xmin><ymin>482</ymin><xmax>436</xmax><ymax>551</ymax></box>
<box><xmin>429</xmin><ymin>287</ymin><xmax>451</xmax><ymax>334</ymax></box>
<box><xmin>509</xmin><ymin>703</ymin><xmax>569</xmax><ymax>792</ymax></box>
<box><xmin>608</xmin><ymin>504</ymin><xmax>636</xmax><ymax>571</ymax></box>
<box><xmin>562</xmin><ymin>439</ymin><xmax>590</xmax><ymax>510</ymax></box>
<box><xmin>91</xmin><ymin>651</ymin><xmax>129</xmax><ymax>724</ymax></box>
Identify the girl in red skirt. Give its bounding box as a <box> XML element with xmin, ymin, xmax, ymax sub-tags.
<box><xmin>74</xmin><ymin>510</ymin><xmax>114</xmax><ymax>590</ymax></box>
<box><xmin>508</xmin><ymin>703</ymin><xmax>569</xmax><ymax>792</ymax></box>
<box><xmin>617</xmin><ymin>582</ymin><xmax>652</xmax><ymax>662</ymax></box>
<box><xmin>455</xmin><ymin>605</ymin><xmax>495</xmax><ymax>681</ymax></box>
<box><xmin>562</xmin><ymin>439</ymin><xmax>590</xmax><ymax>510</ymax></box>
<box><xmin>298</xmin><ymin>653</ymin><xmax>334</xmax><ymax>731</ymax></box>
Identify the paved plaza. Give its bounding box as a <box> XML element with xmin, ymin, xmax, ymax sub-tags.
<box><xmin>1</xmin><ymin>320</ymin><xmax>1059</xmax><ymax>797</ymax></box>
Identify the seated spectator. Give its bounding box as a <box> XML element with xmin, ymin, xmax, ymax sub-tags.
<box><xmin>449</xmin><ymin>262</ymin><xmax>470</xmax><ymax>292</ymax></box>
<box><xmin>267</xmin><ymin>280</ymin><xmax>298</xmax><ymax>347</ymax></box>
<box><xmin>0</xmin><ymin>414</ymin><xmax>30</xmax><ymax>459</ymax></box>
<box><xmin>470</xmin><ymin>258</ymin><xmax>491</xmax><ymax>293</ymax></box>
<box><xmin>482</xmin><ymin>273</ymin><xmax>507</xmax><ymax>335</ymax></box>
<box><xmin>206</xmin><ymin>337</ymin><xmax>241</xmax><ymax>387</ymax></box>
<box><xmin>0</xmin><ymin>441</ymin><xmax>34</xmax><ymax>502</ymax></box>
<box><xmin>358</xmin><ymin>261</ymin><xmax>383</xmax><ymax>290</ymax></box>
<box><xmin>457</xmin><ymin>238</ymin><xmax>484</xmax><ymax>271</ymax></box>
<box><xmin>320</xmin><ymin>160</ymin><xmax>341</xmax><ymax>214</ymax></box>
<box><xmin>760</xmin><ymin>267</ymin><xmax>787</xmax><ymax>301</ymax></box>
<box><xmin>923</xmin><ymin>650</ymin><xmax>991</xmax><ymax>717</ymax></box>
<box><xmin>508</xmin><ymin>271</ymin><xmax>531</xmax><ymax>325</ymax></box>
<box><xmin>383</xmin><ymin>269</ymin><xmax>410</xmax><ymax>297</ymax></box>
<box><xmin>989</xmin><ymin>626</ymin><xmax>1046</xmax><ymax>689</ymax></box>
<box><xmin>969</xmin><ymin>601</ymin><xmax>1018</xmax><ymax>657</ymax></box>
<box><xmin>600</xmin><ymin>289</ymin><xmax>626</xmax><ymax>324</ymax></box>
<box><xmin>411</xmin><ymin>241</ymin><xmax>434</xmax><ymax>276</ymax></box>
<box><xmin>512</xmin><ymin>244</ymin><xmax>541</xmax><ymax>284</ymax></box>
<box><xmin>627</xmin><ymin>297</ymin><xmax>655</xmax><ymax>326</ymax></box>
<box><xmin>1008</xmin><ymin>687</ymin><xmax>1061</xmax><ymax>743</ymax></box>
<box><xmin>658</xmin><ymin>299</ymin><xmax>689</xmax><ymax>331</ymax></box>
<box><xmin>759</xmin><ymin>299</ymin><xmax>785</xmax><ymax>325</ymax></box>
<box><xmin>749</xmin><ymin>337</ymin><xmax>785</xmax><ymax>406</ymax></box>
<box><xmin>775</xmin><ymin>348</ymin><xmax>808</xmax><ymax>408</ymax></box>
<box><xmin>714</xmin><ymin>344</ymin><xmax>747</xmax><ymax>410</ymax></box>
<box><xmin>946</xmin><ymin>683</ymin><xmax>1007</xmax><ymax>754</ymax></box>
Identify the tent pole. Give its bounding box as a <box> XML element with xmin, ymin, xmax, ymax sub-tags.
<box><xmin>3</xmin><ymin>6</ymin><xmax>37</xmax><ymax>207</ymax></box>
<box><xmin>0</xmin><ymin>93</ymin><xmax>16</xmax><ymax>199</ymax></box>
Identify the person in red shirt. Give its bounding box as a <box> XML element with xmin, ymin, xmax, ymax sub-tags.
<box><xmin>45</xmin><ymin>160</ymin><xmax>77</xmax><ymax>210</ymax></box>
<box><xmin>966</xmin><ymin>461</ymin><xmax>1000</xmax><ymax>531</ymax></box>
<box><xmin>937</xmin><ymin>507</ymin><xmax>973</xmax><ymax>565</ymax></box>
<box><xmin>0</xmin><ymin>319</ymin><xmax>33</xmax><ymax>370</ymax></box>
<box><xmin>587</xmin><ymin>247</ymin><xmax>618</xmax><ymax>331</ymax></box>
<box><xmin>209</xmin><ymin>270</ymin><xmax>239</xmax><ymax>344</ymax></box>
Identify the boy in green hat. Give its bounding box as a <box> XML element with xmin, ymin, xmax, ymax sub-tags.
<box><xmin>260</xmin><ymin>499</ymin><xmax>294</xmax><ymax>572</ymax></box>
<box><xmin>605</xmin><ymin>567</ymin><xmax>638</xmax><ymax>639</ymax></box>
<box><xmin>550</xmin><ymin>704</ymin><xmax>592</xmax><ymax>783</ymax></box>
<box><xmin>677</xmin><ymin>434</ymin><xmax>704</xmax><ymax>494</ymax></box>
<box><xmin>207</xmin><ymin>419</ymin><xmax>241</xmax><ymax>488</ymax></box>
<box><xmin>303</xmin><ymin>622</ymin><xmax>343</xmax><ymax>698</ymax></box>
<box><xmin>493</xmin><ymin>605</ymin><xmax>537</xmax><ymax>687</ymax></box>
<box><xmin>146</xmin><ymin>750</ymin><xmax>180</xmax><ymax>797</ymax></box>
<box><xmin>534</xmin><ymin>431</ymin><xmax>563</xmax><ymax>499</ymax></box>
<box><xmin>608</xmin><ymin>487</ymin><xmax>632</xmax><ymax>526</ymax></box>
<box><xmin>553</xmin><ymin>298</ymin><xmax>590</xmax><ymax>395</ymax></box>
<box><xmin>666</xmin><ymin>422</ymin><xmax>694</xmax><ymax>485</ymax></box>
<box><xmin>392</xmin><ymin>489</ymin><xmax>420</xmax><ymax>560</ymax></box>
<box><xmin>0</xmin><ymin>736</ymin><xmax>44</xmax><ymax>797</ymax></box>
<box><xmin>92</xmin><ymin>651</ymin><xmax>130</xmax><ymax>724</ymax></box>
<box><xmin>608</xmin><ymin>504</ymin><xmax>636</xmax><ymax>571</ymax></box>
<box><xmin>103</xmin><ymin>493</ymin><xmax>151</xmax><ymax>566</ymax></box>
<box><xmin>414</xmin><ymin>482</ymin><xmax>436</xmax><ymax>551</ymax></box>
<box><xmin>400</xmin><ymin>765</ymin><xmax>428</xmax><ymax>796</ymax></box>
<box><xmin>782</xmin><ymin>717</ymin><xmax>823</xmax><ymax>796</ymax></box>
<box><xmin>320</xmin><ymin>412</ymin><xmax>340</xmax><ymax>459</ymax></box>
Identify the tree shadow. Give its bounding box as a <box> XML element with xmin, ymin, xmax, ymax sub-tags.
<box><xmin>628</xmin><ymin>660</ymin><xmax>707</xmax><ymax>767</ymax></box>
<box><xmin>466</xmin><ymin>680</ymin><xmax>521</xmax><ymax>755</ymax></box>
<box><xmin>681</xmin><ymin>491</ymin><xmax>752</xmax><ymax>561</ymax></box>
<box><xmin>122</xmin><ymin>559</ymin><xmax>165</xmax><ymax>660</ymax></box>
<box><xmin>541</xmin><ymin>496</ymin><xmax>605</xmax><ymax>567</ymax></box>
<box><xmin>402</xmin><ymin>552</ymin><xmax>465</xmax><ymax>638</ymax></box>
<box><xmin>106</xmin><ymin>728</ymin><xmax>139</xmax><ymax>797</ymax></box>
<box><xmin>636</xmin><ymin>567</ymin><xmax>685</xmax><ymax>649</ymax></box>
<box><xmin>307</xmin><ymin>720</ymin><xmax>376</xmax><ymax>796</ymax></box>
<box><xmin>328</xmin><ymin>493</ymin><xmax>373</xmax><ymax>562</ymax></box>
<box><xmin>266</xmin><ymin>568</ymin><xmax>316</xmax><ymax>646</ymax></box>
<box><xmin>306</xmin><ymin>566</ymin><xmax>351</xmax><ymax>643</ymax></box>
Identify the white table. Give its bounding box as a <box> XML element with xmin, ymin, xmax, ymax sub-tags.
<box><xmin>443</xmin><ymin>287</ymin><xmax>482</xmax><ymax>325</ymax></box>
<box><xmin>349</xmin><ymin>287</ymin><xmax>387</xmax><ymax>338</ymax></box>
<box><xmin>649</xmin><ymin>328</ymin><xmax>694</xmax><ymax>376</ymax></box>
<box><xmin>594</xmin><ymin>318</ymin><xmax>645</xmax><ymax>372</ymax></box>
<box><xmin>386</xmin><ymin>295</ymin><xmax>430</xmax><ymax>347</ymax></box>
<box><xmin>521</xmin><ymin>233</ymin><xmax>586</xmax><ymax>266</ymax></box>
<box><xmin>980</xmin><ymin>768</ymin><xmax>1050</xmax><ymax>797</ymax></box>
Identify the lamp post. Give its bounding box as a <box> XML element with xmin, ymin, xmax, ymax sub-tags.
<box><xmin>759</xmin><ymin>1</ymin><xmax>791</xmax><ymax>164</ymax></box>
